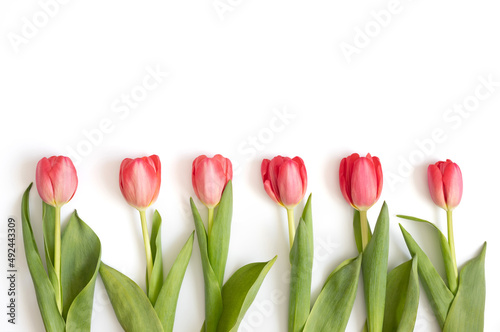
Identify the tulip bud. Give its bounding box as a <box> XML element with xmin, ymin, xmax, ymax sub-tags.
<box><xmin>339</xmin><ymin>153</ymin><xmax>383</xmax><ymax>211</ymax></box>
<box><xmin>192</xmin><ymin>154</ymin><xmax>232</xmax><ymax>208</ymax></box>
<box><xmin>261</xmin><ymin>156</ymin><xmax>307</xmax><ymax>209</ymax></box>
<box><xmin>119</xmin><ymin>155</ymin><xmax>161</xmax><ymax>211</ymax></box>
<box><xmin>427</xmin><ymin>159</ymin><xmax>463</xmax><ymax>211</ymax></box>
<box><xmin>36</xmin><ymin>156</ymin><xmax>78</xmax><ymax>207</ymax></box>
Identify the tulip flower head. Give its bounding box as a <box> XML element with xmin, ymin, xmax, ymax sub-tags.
<box><xmin>192</xmin><ymin>154</ymin><xmax>233</xmax><ymax>208</ymax></box>
<box><xmin>261</xmin><ymin>156</ymin><xmax>307</xmax><ymax>209</ymax></box>
<box><xmin>36</xmin><ymin>156</ymin><xmax>78</xmax><ymax>207</ymax></box>
<box><xmin>119</xmin><ymin>155</ymin><xmax>161</xmax><ymax>211</ymax></box>
<box><xmin>427</xmin><ymin>159</ymin><xmax>463</xmax><ymax>211</ymax></box>
<box><xmin>339</xmin><ymin>153</ymin><xmax>383</xmax><ymax>211</ymax></box>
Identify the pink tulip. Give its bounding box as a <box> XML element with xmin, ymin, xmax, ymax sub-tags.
<box><xmin>192</xmin><ymin>154</ymin><xmax>233</xmax><ymax>208</ymax></box>
<box><xmin>339</xmin><ymin>153</ymin><xmax>383</xmax><ymax>211</ymax></box>
<box><xmin>119</xmin><ymin>155</ymin><xmax>161</xmax><ymax>211</ymax></box>
<box><xmin>427</xmin><ymin>159</ymin><xmax>463</xmax><ymax>211</ymax></box>
<box><xmin>261</xmin><ymin>156</ymin><xmax>307</xmax><ymax>209</ymax></box>
<box><xmin>36</xmin><ymin>156</ymin><xmax>78</xmax><ymax>207</ymax></box>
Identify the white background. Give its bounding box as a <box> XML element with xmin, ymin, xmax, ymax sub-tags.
<box><xmin>1</xmin><ymin>0</ymin><xmax>500</xmax><ymax>331</ymax></box>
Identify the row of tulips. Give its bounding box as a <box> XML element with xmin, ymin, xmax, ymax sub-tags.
<box><xmin>22</xmin><ymin>153</ymin><xmax>485</xmax><ymax>332</ymax></box>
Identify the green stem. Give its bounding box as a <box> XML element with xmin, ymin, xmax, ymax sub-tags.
<box><xmin>287</xmin><ymin>208</ymin><xmax>295</xmax><ymax>250</ymax></box>
<box><xmin>447</xmin><ymin>210</ymin><xmax>458</xmax><ymax>283</ymax></box>
<box><xmin>54</xmin><ymin>206</ymin><xmax>62</xmax><ymax>313</ymax></box>
<box><xmin>208</xmin><ymin>207</ymin><xmax>214</xmax><ymax>237</ymax></box>
<box><xmin>139</xmin><ymin>210</ymin><xmax>153</xmax><ymax>284</ymax></box>
<box><xmin>359</xmin><ymin>210</ymin><xmax>369</xmax><ymax>251</ymax></box>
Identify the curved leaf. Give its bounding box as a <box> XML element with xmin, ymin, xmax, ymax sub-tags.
<box><xmin>99</xmin><ymin>263</ymin><xmax>163</xmax><ymax>332</ymax></box>
<box><xmin>443</xmin><ymin>243</ymin><xmax>486</xmax><ymax>332</ymax></box>
<box><xmin>383</xmin><ymin>257</ymin><xmax>419</xmax><ymax>332</ymax></box>
<box><xmin>397</xmin><ymin>215</ymin><xmax>456</xmax><ymax>293</ymax></box>
<box><xmin>191</xmin><ymin>198</ymin><xmax>223</xmax><ymax>332</ymax></box>
<box><xmin>62</xmin><ymin>211</ymin><xmax>102</xmax><ymax>331</ymax></box>
<box><xmin>399</xmin><ymin>224</ymin><xmax>453</xmax><ymax>328</ymax></box>
<box><xmin>208</xmin><ymin>181</ymin><xmax>233</xmax><ymax>288</ymax></box>
<box><xmin>21</xmin><ymin>184</ymin><xmax>65</xmax><ymax>332</ymax></box>
<box><xmin>362</xmin><ymin>202</ymin><xmax>389</xmax><ymax>332</ymax></box>
<box><xmin>303</xmin><ymin>254</ymin><xmax>362</xmax><ymax>332</ymax></box>
<box><xmin>149</xmin><ymin>210</ymin><xmax>164</xmax><ymax>305</ymax></box>
<box><xmin>217</xmin><ymin>256</ymin><xmax>277</xmax><ymax>332</ymax></box>
<box><xmin>288</xmin><ymin>195</ymin><xmax>313</xmax><ymax>332</ymax></box>
<box><xmin>155</xmin><ymin>232</ymin><xmax>195</xmax><ymax>332</ymax></box>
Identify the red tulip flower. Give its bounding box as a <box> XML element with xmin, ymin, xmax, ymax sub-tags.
<box><xmin>428</xmin><ymin>159</ymin><xmax>463</xmax><ymax>211</ymax></box>
<box><xmin>339</xmin><ymin>153</ymin><xmax>383</xmax><ymax>212</ymax></box>
<box><xmin>261</xmin><ymin>156</ymin><xmax>307</xmax><ymax>209</ymax></box>
<box><xmin>192</xmin><ymin>154</ymin><xmax>233</xmax><ymax>208</ymax></box>
<box><xmin>119</xmin><ymin>155</ymin><xmax>161</xmax><ymax>211</ymax></box>
<box><xmin>36</xmin><ymin>156</ymin><xmax>78</xmax><ymax>207</ymax></box>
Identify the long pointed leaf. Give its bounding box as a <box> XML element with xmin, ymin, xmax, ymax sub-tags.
<box><xmin>149</xmin><ymin>210</ymin><xmax>164</xmax><ymax>305</ymax></box>
<box><xmin>191</xmin><ymin>198</ymin><xmax>223</xmax><ymax>332</ymax></box>
<box><xmin>362</xmin><ymin>202</ymin><xmax>390</xmax><ymax>332</ymax></box>
<box><xmin>382</xmin><ymin>257</ymin><xmax>419</xmax><ymax>332</ymax></box>
<box><xmin>397</xmin><ymin>215</ymin><xmax>456</xmax><ymax>293</ymax></box>
<box><xmin>62</xmin><ymin>211</ymin><xmax>102</xmax><ymax>331</ymax></box>
<box><xmin>21</xmin><ymin>184</ymin><xmax>65</xmax><ymax>332</ymax></box>
<box><xmin>208</xmin><ymin>181</ymin><xmax>233</xmax><ymax>288</ymax></box>
<box><xmin>353</xmin><ymin>210</ymin><xmax>372</xmax><ymax>254</ymax></box>
<box><xmin>288</xmin><ymin>195</ymin><xmax>313</xmax><ymax>332</ymax></box>
<box><xmin>443</xmin><ymin>243</ymin><xmax>486</xmax><ymax>332</ymax></box>
<box><xmin>99</xmin><ymin>263</ymin><xmax>163</xmax><ymax>332</ymax></box>
<box><xmin>217</xmin><ymin>256</ymin><xmax>278</xmax><ymax>332</ymax></box>
<box><xmin>303</xmin><ymin>254</ymin><xmax>362</xmax><ymax>332</ymax></box>
<box><xmin>155</xmin><ymin>232</ymin><xmax>195</xmax><ymax>332</ymax></box>
<box><xmin>399</xmin><ymin>224</ymin><xmax>453</xmax><ymax>328</ymax></box>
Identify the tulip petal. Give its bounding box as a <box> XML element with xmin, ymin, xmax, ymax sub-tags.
<box><xmin>442</xmin><ymin>163</ymin><xmax>463</xmax><ymax>210</ymax></box>
<box><xmin>193</xmin><ymin>157</ymin><xmax>226</xmax><ymax>208</ymax></box>
<box><xmin>351</xmin><ymin>157</ymin><xmax>378</xmax><ymax>210</ymax></box>
<box><xmin>427</xmin><ymin>165</ymin><xmax>447</xmax><ymax>210</ymax></box>
<box><xmin>278</xmin><ymin>160</ymin><xmax>305</xmax><ymax>208</ymax></box>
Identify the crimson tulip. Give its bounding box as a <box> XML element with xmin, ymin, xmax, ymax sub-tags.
<box><xmin>35</xmin><ymin>155</ymin><xmax>78</xmax><ymax>312</ymax></box>
<box><xmin>261</xmin><ymin>156</ymin><xmax>307</xmax><ymax>248</ymax></box>
<box><xmin>261</xmin><ymin>156</ymin><xmax>307</xmax><ymax>209</ymax></box>
<box><xmin>428</xmin><ymin>159</ymin><xmax>463</xmax><ymax>284</ymax></box>
<box><xmin>36</xmin><ymin>156</ymin><xmax>78</xmax><ymax>207</ymax></box>
<box><xmin>427</xmin><ymin>159</ymin><xmax>463</xmax><ymax>211</ymax></box>
<box><xmin>192</xmin><ymin>154</ymin><xmax>233</xmax><ymax>209</ymax></box>
<box><xmin>339</xmin><ymin>153</ymin><xmax>383</xmax><ymax>212</ymax></box>
<box><xmin>119</xmin><ymin>155</ymin><xmax>161</xmax><ymax>211</ymax></box>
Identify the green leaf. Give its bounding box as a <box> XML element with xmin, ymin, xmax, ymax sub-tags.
<box><xmin>155</xmin><ymin>232</ymin><xmax>195</xmax><ymax>332</ymax></box>
<box><xmin>148</xmin><ymin>210</ymin><xmax>164</xmax><ymax>305</ymax></box>
<box><xmin>42</xmin><ymin>203</ymin><xmax>61</xmax><ymax>315</ymax></box>
<box><xmin>397</xmin><ymin>215</ymin><xmax>456</xmax><ymax>293</ymax></box>
<box><xmin>62</xmin><ymin>211</ymin><xmax>102</xmax><ymax>331</ymax></box>
<box><xmin>288</xmin><ymin>195</ymin><xmax>313</xmax><ymax>332</ymax></box>
<box><xmin>208</xmin><ymin>181</ymin><xmax>233</xmax><ymax>288</ymax></box>
<box><xmin>399</xmin><ymin>224</ymin><xmax>454</xmax><ymax>328</ymax></box>
<box><xmin>362</xmin><ymin>202</ymin><xmax>390</xmax><ymax>332</ymax></box>
<box><xmin>191</xmin><ymin>198</ymin><xmax>223</xmax><ymax>332</ymax></box>
<box><xmin>353</xmin><ymin>210</ymin><xmax>372</xmax><ymax>254</ymax></box>
<box><xmin>443</xmin><ymin>243</ymin><xmax>486</xmax><ymax>332</ymax></box>
<box><xmin>303</xmin><ymin>254</ymin><xmax>362</xmax><ymax>332</ymax></box>
<box><xmin>21</xmin><ymin>184</ymin><xmax>65</xmax><ymax>332</ymax></box>
<box><xmin>217</xmin><ymin>256</ymin><xmax>278</xmax><ymax>332</ymax></box>
<box><xmin>382</xmin><ymin>257</ymin><xmax>419</xmax><ymax>332</ymax></box>
<box><xmin>99</xmin><ymin>263</ymin><xmax>163</xmax><ymax>332</ymax></box>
